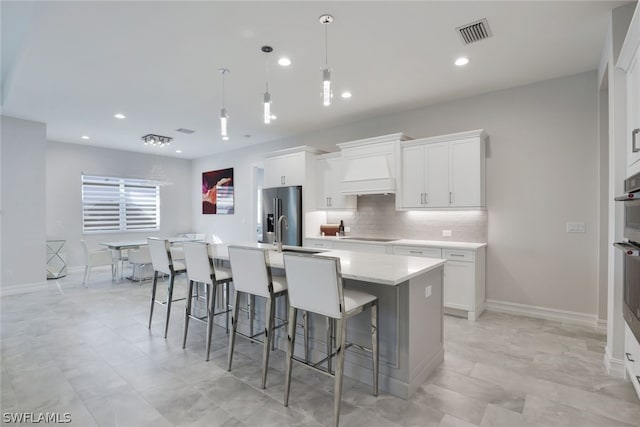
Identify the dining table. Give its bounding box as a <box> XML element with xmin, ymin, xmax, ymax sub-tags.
<box><xmin>99</xmin><ymin>236</ymin><xmax>205</xmax><ymax>282</ymax></box>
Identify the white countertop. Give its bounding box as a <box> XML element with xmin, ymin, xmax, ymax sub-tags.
<box><xmin>208</xmin><ymin>242</ymin><xmax>445</xmax><ymax>286</ymax></box>
<box><xmin>305</xmin><ymin>236</ymin><xmax>487</xmax><ymax>250</ymax></box>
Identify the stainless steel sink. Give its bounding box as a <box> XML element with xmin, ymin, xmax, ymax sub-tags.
<box><xmin>280</xmin><ymin>248</ymin><xmax>323</xmax><ymax>254</ymax></box>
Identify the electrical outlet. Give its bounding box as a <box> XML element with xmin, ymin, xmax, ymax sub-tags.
<box><xmin>425</xmin><ymin>286</ymin><xmax>432</xmax><ymax>299</ymax></box>
<box><xmin>442</xmin><ymin>230</ymin><xmax>452</xmax><ymax>237</ymax></box>
<box><xmin>566</xmin><ymin>222</ymin><xmax>586</xmax><ymax>233</ymax></box>
<box><xmin>345</xmin><ymin>226</ymin><xmax>351</xmax><ymax>232</ymax></box>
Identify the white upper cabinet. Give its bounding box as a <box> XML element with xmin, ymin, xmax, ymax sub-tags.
<box><xmin>617</xmin><ymin>8</ymin><xmax>640</xmax><ymax>173</ymax></box>
<box><xmin>397</xmin><ymin>130</ymin><xmax>486</xmax><ymax>209</ymax></box>
<box><xmin>264</xmin><ymin>151</ymin><xmax>306</xmax><ymax>188</ymax></box>
<box><xmin>316</xmin><ymin>153</ymin><xmax>356</xmax><ymax>210</ymax></box>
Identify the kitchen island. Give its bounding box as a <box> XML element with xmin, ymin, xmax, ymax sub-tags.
<box><xmin>209</xmin><ymin>243</ymin><xmax>446</xmax><ymax>399</ymax></box>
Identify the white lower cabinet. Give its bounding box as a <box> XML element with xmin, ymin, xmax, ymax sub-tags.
<box><xmin>332</xmin><ymin>241</ymin><xmax>387</xmax><ymax>254</ymax></box>
<box><xmin>625</xmin><ymin>324</ymin><xmax>640</xmax><ymax>399</ymax></box>
<box><xmin>392</xmin><ymin>244</ymin><xmax>486</xmax><ymax>321</ymax></box>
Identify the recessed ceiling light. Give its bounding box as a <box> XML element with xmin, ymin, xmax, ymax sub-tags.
<box><xmin>222</xmin><ymin>136</ymin><xmax>229</xmax><ymax>141</ymax></box>
<box><xmin>81</xmin><ymin>135</ymin><xmax>90</xmax><ymax>140</ymax></box>
<box><xmin>341</xmin><ymin>91</ymin><xmax>352</xmax><ymax>99</ymax></box>
<box><xmin>114</xmin><ymin>113</ymin><xmax>126</xmax><ymax>119</ymax></box>
<box><xmin>455</xmin><ymin>57</ymin><xmax>469</xmax><ymax>66</ymax></box>
<box><xmin>278</xmin><ymin>57</ymin><xmax>291</xmax><ymax>66</ymax></box>
<box><xmin>271</xmin><ymin>114</ymin><xmax>277</xmax><ymax>120</ymax></box>
<box><xmin>175</xmin><ymin>149</ymin><xmax>182</xmax><ymax>153</ymax></box>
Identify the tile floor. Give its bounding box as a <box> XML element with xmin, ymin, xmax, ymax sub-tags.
<box><xmin>1</xmin><ymin>268</ymin><xmax>639</xmax><ymax>426</ymax></box>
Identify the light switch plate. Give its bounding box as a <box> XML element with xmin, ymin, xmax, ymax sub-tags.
<box><xmin>345</xmin><ymin>227</ymin><xmax>351</xmax><ymax>232</ymax></box>
<box><xmin>425</xmin><ymin>286</ymin><xmax>432</xmax><ymax>299</ymax></box>
<box><xmin>566</xmin><ymin>222</ymin><xmax>586</xmax><ymax>233</ymax></box>
<box><xmin>442</xmin><ymin>230</ymin><xmax>452</xmax><ymax>237</ymax></box>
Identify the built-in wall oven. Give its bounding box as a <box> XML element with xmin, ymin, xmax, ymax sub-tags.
<box><xmin>614</xmin><ymin>171</ymin><xmax>640</xmax><ymax>343</ymax></box>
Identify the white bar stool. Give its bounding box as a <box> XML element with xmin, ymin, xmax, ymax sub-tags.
<box><xmin>282</xmin><ymin>253</ymin><xmax>379</xmax><ymax>427</ymax></box>
<box><xmin>227</xmin><ymin>245</ymin><xmax>288</xmax><ymax>389</ymax></box>
<box><xmin>147</xmin><ymin>237</ymin><xmax>187</xmax><ymax>338</ymax></box>
<box><xmin>182</xmin><ymin>242</ymin><xmax>232</xmax><ymax>361</ymax></box>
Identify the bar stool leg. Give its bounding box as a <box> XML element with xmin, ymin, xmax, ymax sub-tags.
<box><xmin>227</xmin><ymin>290</ymin><xmax>241</xmax><ymax>371</ymax></box>
<box><xmin>326</xmin><ymin>316</ymin><xmax>333</xmax><ymax>374</ymax></box>
<box><xmin>284</xmin><ymin>306</ymin><xmax>297</xmax><ymax>407</ymax></box>
<box><xmin>225</xmin><ymin>282</ymin><xmax>230</xmax><ymax>334</ymax></box>
<box><xmin>183</xmin><ymin>280</ymin><xmax>194</xmax><ymax>348</ymax></box>
<box><xmin>333</xmin><ymin>317</ymin><xmax>347</xmax><ymax>427</ymax></box>
<box><xmin>303</xmin><ymin>311</ymin><xmax>309</xmax><ymax>363</ymax></box>
<box><xmin>371</xmin><ymin>302</ymin><xmax>379</xmax><ymax>396</ymax></box>
<box><xmin>205</xmin><ymin>282</ymin><xmax>217</xmax><ymax>361</ymax></box>
<box><xmin>249</xmin><ymin>294</ymin><xmax>255</xmax><ymax>340</ymax></box>
<box><xmin>148</xmin><ymin>271</ymin><xmax>159</xmax><ymax>329</ymax></box>
<box><xmin>164</xmin><ymin>274</ymin><xmax>175</xmax><ymax>339</ymax></box>
<box><xmin>261</xmin><ymin>296</ymin><xmax>275</xmax><ymax>389</ymax></box>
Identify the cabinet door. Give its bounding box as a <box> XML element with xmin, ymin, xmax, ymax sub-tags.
<box><xmin>444</xmin><ymin>260</ymin><xmax>474</xmax><ymax>311</ymax></box>
<box><xmin>264</xmin><ymin>153</ymin><xmax>305</xmax><ymax>188</ymax></box>
<box><xmin>449</xmin><ymin>138</ymin><xmax>481</xmax><ymax>207</ymax></box>
<box><xmin>629</xmin><ymin>50</ymin><xmax>640</xmax><ymax>168</ymax></box>
<box><xmin>316</xmin><ymin>157</ymin><xmax>332</xmax><ymax>208</ymax></box>
<box><xmin>327</xmin><ymin>156</ymin><xmax>356</xmax><ymax>209</ymax></box>
<box><xmin>425</xmin><ymin>142</ymin><xmax>450</xmax><ymax>207</ymax></box>
<box><xmin>401</xmin><ymin>145</ymin><xmax>425</xmax><ymax>208</ymax></box>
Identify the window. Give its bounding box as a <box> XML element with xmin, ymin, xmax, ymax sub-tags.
<box><xmin>82</xmin><ymin>174</ymin><xmax>160</xmax><ymax>233</ymax></box>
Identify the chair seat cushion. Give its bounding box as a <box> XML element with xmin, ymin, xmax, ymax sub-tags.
<box><xmin>343</xmin><ymin>289</ymin><xmax>377</xmax><ymax>314</ymax></box>
<box><xmin>271</xmin><ymin>276</ymin><xmax>287</xmax><ymax>294</ymax></box>
<box><xmin>215</xmin><ymin>267</ymin><xmax>233</xmax><ymax>282</ymax></box>
<box><xmin>173</xmin><ymin>260</ymin><xmax>186</xmax><ymax>272</ymax></box>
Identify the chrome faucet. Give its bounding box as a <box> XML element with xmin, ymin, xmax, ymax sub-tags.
<box><xmin>275</xmin><ymin>215</ymin><xmax>289</xmax><ymax>252</ymax></box>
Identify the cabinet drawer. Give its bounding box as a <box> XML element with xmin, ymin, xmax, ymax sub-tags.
<box><xmin>625</xmin><ymin>324</ymin><xmax>640</xmax><ymax>377</ymax></box>
<box><xmin>305</xmin><ymin>239</ymin><xmax>334</xmax><ymax>249</ymax></box>
<box><xmin>392</xmin><ymin>246</ymin><xmax>442</xmax><ymax>258</ymax></box>
<box><xmin>443</xmin><ymin>249</ymin><xmax>474</xmax><ymax>262</ymax></box>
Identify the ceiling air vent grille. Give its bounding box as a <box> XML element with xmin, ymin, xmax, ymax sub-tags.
<box><xmin>176</xmin><ymin>128</ymin><xmax>195</xmax><ymax>134</ymax></box>
<box><xmin>456</xmin><ymin>19</ymin><xmax>492</xmax><ymax>45</ymax></box>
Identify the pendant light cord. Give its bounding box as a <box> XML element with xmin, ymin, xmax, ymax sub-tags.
<box><xmin>325</xmin><ymin>22</ymin><xmax>328</xmax><ymax>67</ymax></box>
<box><xmin>265</xmin><ymin>52</ymin><xmax>270</xmax><ymax>92</ymax></box>
<box><xmin>222</xmin><ymin>71</ymin><xmax>226</xmax><ymax>108</ymax></box>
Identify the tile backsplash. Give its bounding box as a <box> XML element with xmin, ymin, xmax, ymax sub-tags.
<box><xmin>326</xmin><ymin>194</ymin><xmax>487</xmax><ymax>243</ymax></box>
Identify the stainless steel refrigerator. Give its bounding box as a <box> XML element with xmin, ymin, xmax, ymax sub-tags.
<box><xmin>260</xmin><ymin>186</ymin><xmax>302</xmax><ymax>246</ymax></box>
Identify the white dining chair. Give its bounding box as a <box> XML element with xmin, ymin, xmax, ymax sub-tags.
<box><xmin>147</xmin><ymin>237</ymin><xmax>187</xmax><ymax>338</ymax></box>
<box><xmin>80</xmin><ymin>240</ymin><xmax>117</xmax><ymax>287</ymax></box>
<box><xmin>282</xmin><ymin>252</ymin><xmax>379</xmax><ymax>427</ymax></box>
<box><xmin>128</xmin><ymin>246</ymin><xmax>152</xmax><ymax>283</ymax></box>
<box><xmin>227</xmin><ymin>245</ymin><xmax>288</xmax><ymax>389</ymax></box>
<box><xmin>182</xmin><ymin>242</ymin><xmax>232</xmax><ymax>360</ymax></box>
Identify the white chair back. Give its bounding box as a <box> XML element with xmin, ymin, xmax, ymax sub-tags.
<box><xmin>148</xmin><ymin>238</ymin><xmax>173</xmax><ymax>275</ymax></box>
<box><xmin>228</xmin><ymin>246</ymin><xmax>271</xmax><ymax>298</ymax></box>
<box><xmin>128</xmin><ymin>246</ymin><xmax>151</xmax><ymax>264</ymax></box>
<box><xmin>183</xmin><ymin>242</ymin><xmax>214</xmax><ymax>285</ymax></box>
<box><xmin>283</xmin><ymin>253</ymin><xmax>343</xmax><ymax>319</ymax></box>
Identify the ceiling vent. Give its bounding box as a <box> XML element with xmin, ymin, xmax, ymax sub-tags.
<box><xmin>456</xmin><ymin>18</ymin><xmax>492</xmax><ymax>45</ymax></box>
<box><xmin>176</xmin><ymin>128</ymin><xmax>195</xmax><ymax>134</ymax></box>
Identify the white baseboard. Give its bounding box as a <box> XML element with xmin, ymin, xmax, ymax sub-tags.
<box><xmin>597</xmin><ymin>318</ymin><xmax>608</xmax><ymax>332</ymax></box>
<box><xmin>485</xmin><ymin>299</ymin><xmax>600</xmax><ymax>328</ymax></box>
<box><xmin>1</xmin><ymin>280</ymin><xmax>57</xmax><ymax>297</ymax></box>
<box><xmin>604</xmin><ymin>346</ymin><xmax>626</xmax><ymax>378</ymax></box>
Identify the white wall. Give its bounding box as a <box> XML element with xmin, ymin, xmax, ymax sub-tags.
<box><xmin>193</xmin><ymin>71</ymin><xmax>599</xmax><ymax>317</ymax></box>
<box><xmin>1</xmin><ymin>115</ymin><xmax>47</xmax><ymax>288</ymax></box>
<box><xmin>46</xmin><ymin>141</ymin><xmax>192</xmax><ymax>268</ymax></box>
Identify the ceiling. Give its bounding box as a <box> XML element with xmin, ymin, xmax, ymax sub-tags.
<box><xmin>1</xmin><ymin>1</ymin><xmax>633</xmax><ymax>159</ymax></box>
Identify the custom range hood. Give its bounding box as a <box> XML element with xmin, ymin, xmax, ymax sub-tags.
<box><xmin>337</xmin><ymin>133</ymin><xmax>412</xmax><ymax>195</ymax></box>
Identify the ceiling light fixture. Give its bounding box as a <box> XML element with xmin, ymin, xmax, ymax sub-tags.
<box><xmin>142</xmin><ymin>134</ymin><xmax>172</xmax><ymax>147</ymax></box>
<box><xmin>81</xmin><ymin>135</ymin><xmax>90</xmax><ymax>140</ymax></box>
<box><xmin>278</xmin><ymin>57</ymin><xmax>291</xmax><ymax>67</ymax></box>
<box><xmin>176</xmin><ymin>149</ymin><xmax>182</xmax><ymax>153</ymax></box>
<box><xmin>319</xmin><ymin>14</ymin><xmax>334</xmax><ymax>107</ymax></box>
<box><xmin>341</xmin><ymin>91</ymin><xmax>352</xmax><ymax>99</ymax></box>
<box><xmin>455</xmin><ymin>57</ymin><xmax>469</xmax><ymax>66</ymax></box>
<box><xmin>262</xmin><ymin>46</ymin><xmax>273</xmax><ymax>124</ymax></box>
<box><xmin>219</xmin><ymin>68</ymin><xmax>230</xmax><ymax>140</ymax></box>
<box><xmin>114</xmin><ymin>113</ymin><xmax>126</xmax><ymax>119</ymax></box>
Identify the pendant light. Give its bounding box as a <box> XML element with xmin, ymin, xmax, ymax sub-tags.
<box><xmin>219</xmin><ymin>68</ymin><xmax>229</xmax><ymax>140</ymax></box>
<box><xmin>262</xmin><ymin>46</ymin><xmax>273</xmax><ymax>124</ymax></box>
<box><xmin>319</xmin><ymin>14</ymin><xmax>334</xmax><ymax>106</ymax></box>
